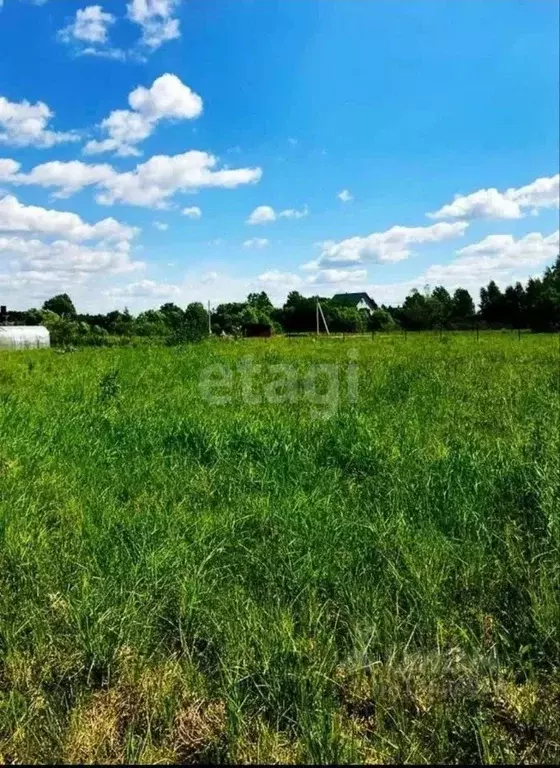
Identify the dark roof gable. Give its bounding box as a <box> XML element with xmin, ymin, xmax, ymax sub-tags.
<box><xmin>331</xmin><ymin>292</ymin><xmax>378</xmax><ymax>310</ymax></box>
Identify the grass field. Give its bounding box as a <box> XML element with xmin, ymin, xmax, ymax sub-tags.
<box><xmin>0</xmin><ymin>332</ymin><xmax>559</xmax><ymax>764</ymax></box>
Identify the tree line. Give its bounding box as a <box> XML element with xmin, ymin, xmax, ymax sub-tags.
<box><xmin>5</xmin><ymin>255</ymin><xmax>559</xmax><ymax>345</ymax></box>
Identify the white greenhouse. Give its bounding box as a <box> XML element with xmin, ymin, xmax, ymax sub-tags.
<box><xmin>0</xmin><ymin>326</ymin><xmax>50</xmax><ymax>350</ymax></box>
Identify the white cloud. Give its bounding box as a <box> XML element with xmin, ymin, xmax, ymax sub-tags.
<box><xmin>428</xmin><ymin>188</ymin><xmax>522</xmax><ymax>220</ymax></box>
<box><xmin>246</xmin><ymin>204</ymin><xmax>308</xmax><ymax>224</ymax></box>
<box><xmin>0</xmin><ymin>194</ymin><xmax>138</xmax><ymax>242</ymax></box>
<box><xmin>127</xmin><ymin>0</ymin><xmax>181</xmax><ymax>50</ymax></box>
<box><xmin>278</xmin><ymin>205</ymin><xmax>308</xmax><ymax>220</ymax></box>
<box><xmin>84</xmin><ymin>73</ymin><xmax>202</xmax><ymax>157</ymax></box>
<box><xmin>338</xmin><ymin>189</ymin><xmax>353</xmax><ymax>203</ymax></box>
<box><xmin>153</xmin><ymin>220</ymin><xmax>168</xmax><ymax>231</ymax></box>
<box><xmin>7</xmin><ymin>159</ymin><xmax>115</xmax><ymax>197</ymax></box>
<box><xmin>316</xmin><ymin>221</ymin><xmax>469</xmax><ymax>267</ymax></box>
<box><xmin>0</xmin><ymin>95</ymin><xmax>78</xmax><ymax>148</ymax></box>
<box><xmin>80</xmin><ymin>45</ymin><xmax>127</xmax><ymax>61</ymax></box>
<box><xmin>0</xmin><ymin>158</ymin><xmax>20</xmax><ymax>180</ymax></box>
<box><xmin>310</xmin><ymin>268</ymin><xmax>366</xmax><ymax>284</ymax></box>
<box><xmin>128</xmin><ymin>73</ymin><xmax>201</xmax><ymax>120</ymax></box>
<box><xmin>429</xmin><ymin>174</ymin><xmax>559</xmax><ymax>220</ymax></box>
<box><xmin>256</xmin><ymin>267</ymin><xmax>367</xmax><ymax>289</ymax></box>
<box><xmin>201</xmin><ymin>270</ymin><xmax>218</xmax><ymax>283</ymax></box>
<box><xmin>95</xmin><ymin>151</ymin><xmax>262</xmax><ymax>207</ymax></box>
<box><xmin>182</xmin><ymin>206</ymin><xmax>201</xmax><ymax>218</ymax></box>
<box><xmin>364</xmin><ymin>229</ymin><xmax>560</xmax><ymax>307</ymax></box>
<box><xmin>59</xmin><ymin>5</ymin><xmax>116</xmax><ymax>45</ymax></box>
<box><xmin>257</xmin><ymin>270</ymin><xmax>303</xmax><ymax>287</ymax></box>
<box><xmin>105</xmin><ymin>279</ymin><xmax>180</xmax><ymax>298</ymax></box>
<box><xmin>453</xmin><ymin>230</ymin><xmax>559</xmax><ymax>271</ymax></box>
<box><xmin>243</xmin><ymin>237</ymin><xmax>269</xmax><ymax>248</ymax></box>
<box><xmin>0</xmin><ymin>236</ymin><xmax>143</xmax><ymax>278</ymax></box>
<box><xmin>4</xmin><ymin>153</ymin><xmax>261</xmax><ymax>208</ymax></box>
<box><xmin>506</xmin><ymin>175</ymin><xmax>560</xmax><ymax>210</ymax></box>
<box><xmin>246</xmin><ymin>205</ymin><xmax>276</xmax><ymax>225</ymax></box>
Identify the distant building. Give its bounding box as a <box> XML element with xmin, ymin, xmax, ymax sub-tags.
<box><xmin>331</xmin><ymin>292</ymin><xmax>378</xmax><ymax>314</ymax></box>
<box><xmin>244</xmin><ymin>322</ymin><xmax>272</xmax><ymax>338</ymax></box>
<box><xmin>0</xmin><ymin>326</ymin><xmax>51</xmax><ymax>350</ymax></box>
<box><xmin>0</xmin><ymin>307</ymin><xmax>50</xmax><ymax>350</ymax></box>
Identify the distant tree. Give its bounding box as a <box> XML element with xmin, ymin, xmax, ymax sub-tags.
<box><xmin>247</xmin><ymin>291</ymin><xmax>273</xmax><ymax>312</ymax></box>
<box><xmin>213</xmin><ymin>301</ymin><xmax>250</xmax><ymax>335</ymax></box>
<box><xmin>479</xmin><ymin>281</ymin><xmax>505</xmax><ymax>325</ymax></box>
<box><xmin>42</xmin><ymin>293</ymin><xmax>76</xmax><ymax>318</ymax></box>
<box><xmin>326</xmin><ymin>304</ymin><xmax>365</xmax><ymax>333</ymax></box>
<box><xmin>285</xmin><ymin>291</ymin><xmax>306</xmax><ymax>308</ymax></box>
<box><xmin>20</xmin><ymin>308</ymin><xmax>43</xmax><ymax>326</ymax></box>
<box><xmin>104</xmin><ymin>309</ymin><xmax>134</xmax><ymax>336</ymax></box>
<box><xmin>401</xmin><ymin>289</ymin><xmax>431</xmax><ymax>330</ymax></box>
<box><xmin>40</xmin><ymin>310</ymin><xmax>78</xmax><ymax>345</ymax></box>
<box><xmin>159</xmin><ymin>302</ymin><xmax>185</xmax><ymax>331</ymax></box>
<box><xmin>430</xmin><ymin>286</ymin><xmax>454</xmax><ymax>327</ymax></box>
<box><xmin>135</xmin><ymin>309</ymin><xmax>167</xmax><ymax>337</ymax></box>
<box><xmin>368</xmin><ymin>308</ymin><xmax>398</xmax><ymax>331</ymax></box>
<box><xmin>526</xmin><ymin>255</ymin><xmax>560</xmax><ymax>331</ymax></box>
<box><xmin>183</xmin><ymin>302</ymin><xmax>208</xmax><ymax>342</ymax></box>
<box><xmin>503</xmin><ymin>282</ymin><xmax>527</xmax><ymax>328</ymax></box>
<box><xmin>451</xmin><ymin>288</ymin><xmax>475</xmax><ymax>325</ymax></box>
<box><xmin>280</xmin><ymin>293</ymin><xmax>319</xmax><ymax>333</ymax></box>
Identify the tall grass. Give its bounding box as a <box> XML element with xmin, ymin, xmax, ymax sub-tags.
<box><xmin>0</xmin><ymin>332</ymin><xmax>559</xmax><ymax>763</ymax></box>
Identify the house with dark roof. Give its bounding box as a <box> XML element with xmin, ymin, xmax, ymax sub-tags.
<box><xmin>331</xmin><ymin>292</ymin><xmax>378</xmax><ymax>314</ymax></box>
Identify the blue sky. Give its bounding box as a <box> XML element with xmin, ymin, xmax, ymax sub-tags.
<box><xmin>0</xmin><ymin>0</ymin><xmax>558</xmax><ymax>312</ymax></box>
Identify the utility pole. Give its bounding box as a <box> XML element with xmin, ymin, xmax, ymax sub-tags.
<box><xmin>207</xmin><ymin>301</ymin><xmax>212</xmax><ymax>337</ymax></box>
<box><xmin>316</xmin><ymin>300</ymin><xmax>320</xmax><ymax>336</ymax></box>
<box><xmin>317</xmin><ymin>300</ymin><xmax>330</xmax><ymax>335</ymax></box>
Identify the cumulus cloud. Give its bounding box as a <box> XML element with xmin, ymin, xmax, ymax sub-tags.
<box><xmin>95</xmin><ymin>151</ymin><xmax>262</xmax><ymax>207</ymax></box>
<box><xmin>310</xmin><ymin>268</ymin><xmax>366</xmax><ymax>284</ymax></box>
<box><xmin>279</xmin><ymin>206</ymin><xmax>308</xmax><ymax>220</ymax></box>
<box><xmin>246</xmin><ymin>205</ymin><xmax>275</xmax><ymax>225</ymax></box>
<box><xmin>3</xmin><ymin>153</ymin><xmax>261</xmax><ymax>208</ymax></box>
<box><xmin>364</xmin><ymin>230</ymin><xmax>560</xmax><ymax>307</ymax></box>
<box><xmin>453</xmin><ymin>230</ymin><xmax>559</xmax><ymax>270</ymax></box>
<box><xmin>257</xmin><ymin>270</ymin><xmax>303</xmax><ymax>288</ymax></box>
<box><xmin>256</xmin><ymin>267</ymin><xmax>367</xmax><ymax>289</ymax></box>
<box><xmin>246</xmin><ymin>204</ymin><xmax>308</xmax><ymax>224</ymax></box>
<box><xmin>127</xmin><ymin>0</ymin><xmax>181</xmax><ymax>50</ymax></box>
<box><xmin>105</xmin><ymin>279</ymin><xmax>180</xmax><ymax>298</ymax></box>
<box><xmin>182</xmin><ymin>206</ymin><xmax>201</xmax><ymax>218</ymax></box>
<box><xmin>506</xmin><ymin>175</ymin><xmax>560</xmax><ymax>210</ymax></box>
<box><xmin>0</xmin><ymin>95</ymin><xmax>78</xmax><ymax>148</ymax></box>
<box><xmin>0</xmin><ymin>194</ymin><xmax>138</xmax><ymax>242</ymax></box>
<box><xmin>153</xmin><ymin>220</ymin><xmax>168</xmax><ymax>231</ymax></box>
<box><xmin>428</xmin><ymin>174</ymin><xmax>559</xmax><ymax>220</ymax></box>
<box><xmin>315</xmin><ymin>221</ymin><xmax>468</xmax><ymax>268</ymax></box>
<box><xmin>338</xmin><ymin>189</ymin><xmax>353</xmax><ymax>202</ymax></box>
<box><xmin>84</xmin><ymin>73</ymin><xmax>203</xmax><ymax>157</ymax></box>
<box><xmin>0</xmin><ymin>158</ymin><xmax>20</xmax><ymax>180</ymax></box>
<box><xmin>243</xmin><ymin>237</ymin><xmax>269</xmax><ymax>248</ymax></box>
<box><xmin>59</xmin><ymin>5</ymin><xmax>116</xmax><ymax>45</ymax></box>
<box><xmin>0</xmin><ymin>236</ymin><xmax>144</xmax><ymax>278</ymax></box>
<box><xmin>6</xmin><ymin>159</ymin><xmax>115</xmax><ymax>198</ymax></box>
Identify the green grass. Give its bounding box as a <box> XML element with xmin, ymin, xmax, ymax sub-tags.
<box><xmin>0</xmin><ymin>332</ymin><xmax>559</xmax><ymax>763</ymax></box>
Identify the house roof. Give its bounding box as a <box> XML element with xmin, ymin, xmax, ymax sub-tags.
<box><xmin>332</xmin><ymin>292</ymin><xmax>377</xmax><ymax>309</ymax></box>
